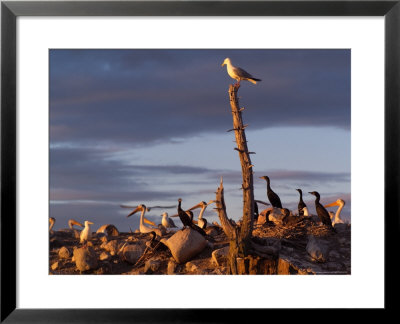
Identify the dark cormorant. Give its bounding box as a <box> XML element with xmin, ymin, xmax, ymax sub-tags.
<box><xmin>260</xmin><ymin>176</ymin><xmax>283</xmax><ymax>208</ymax></box>
<box><xmin>309</xmin><ymin>191</ymin><xmax>336</xmax><ymax>232</ymax></box>
<box><xmin>177</xmin><ymin>198</ymin><xmax>193</xmax><ymax>229</ymax></box>
<box><xmin>296</xmin><ymin>189</ymin><xmax>307</xmax><ymax>216</ymax></box>
<box><xmin>177</xmin><ymin>199</ymin><xmax>206</xmax><ymax>236</ymax></box>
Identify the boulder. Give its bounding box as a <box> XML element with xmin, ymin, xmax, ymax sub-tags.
<box><xmin>257</xmin><ymin>208</ymin><xmax>273</xmax><ymax>225</ymax></box>
<box><xmin>73</xmin><ymin>246</ymin><xmax>98</xmax><ymax>272</ymax></box>
<box><xmin>101</xmin><ymin>240</ymin><xmax>119</xmax><ymax>256</ymax></box>
<box><xmin>268</xmin><ymin>208</ymin><xmax>286</xmax><ymax>225</ymax></box>
<box><xmin>96</xmin><ymin>224</ymin><xmax>120</xmax><ymax>237</ymax></box>
<box><xmin>58</xmin><ymin>246</ymin><xmax>71</xmax><ymax>259</ymax></box>
<box><xmin>162</xmin><ymin>228</ymin><xmax>207</xmax><ymax>264</ymax></box>
<box><xmin>211</xmin><ymin>246</ymin><xmax>229</xmax><ymax>266</ymax></box>
<box><xmin>121</xmin><ymin>244</ymin><xmax>144</xmax><ymax>264</ymax></box>
<box><xmin>306</xmin><ymin>236</ymin><xmax>329</xmax><ymax>262</ymax></box>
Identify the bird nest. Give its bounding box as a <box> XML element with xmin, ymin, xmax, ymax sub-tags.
<box><xmin>253</xmin><ymin>218</ymin><xmax>334</xmax><ymax>240</ymax></box>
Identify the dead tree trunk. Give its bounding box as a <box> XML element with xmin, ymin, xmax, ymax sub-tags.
<box><xmin>213</xmin><ymin>84</ymin><xmax>255</xmax><ymax>274</ymax></box>
<box><xmin>228</xmin><ymin>84</ymin><xmax>255</xmax><ymax>251</ymax></box>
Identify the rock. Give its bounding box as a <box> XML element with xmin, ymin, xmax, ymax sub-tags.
<box><xmin>58</xmin><ymin>246</ymin><xmax>71</xmax><ymax>259</ymax></box>
<box><xmin>162</xmin><ymin>228</ymin><xmax>207</xmax><ymax>264</ymax></box>
<box><xmin>211</xmin><ymin>246</ymin><xmax>229</xmax><ymax>266</ymax></box>
<box><xmin>100</xmin><ymin>236</ymin><xmax>108</xmax><ymax>243</ymax></box>
<box><xmin>268</xmin><ymin>208</ymin><xmax>286</xmax><ymax>225</ymax></box>
<box><xmin>101</xmin><ymin>240</ymin><xmax>119</xmax><ymax>256</ymax></box>
<box><xmin>96</xmin><ymin>224</ymin><xmax>120</xmax><ymax>237</ymax></box>
<box><xmin>167</xmin><ymin>259</ymin><xmax>178</xmax><ymax>275</ymax></box>
<box><xmin>73</xmin><ymin>246</ymin><xmax>98</xmax><ymax>272</ymax></box>
<box><xmin>257</xmin><ymin>208</ymin><xmax>273</xmax><ymax>225</ymax></box>
<box><xmin>121</xmin><ymin>244</ymin><xmax>144</xmax><ymax>264</ymax></box>
<box><xmin>306</xmin><ymin>236</ymin><xmax>328</xmax><ymax>262</ymax></box>
<box><xmin>144</xmin><ymin>259</ymin><xmax>161</xmax><ymax>274</ymax></box>
<box><xmin>99</xmin><ymin>252</ymin><xmax>110</xmax><ymax>261</ymax></box>
<box><xmin>51</xmin><ymin>261</ymin><xmax>59</xmax><ymax>270</ymax></box>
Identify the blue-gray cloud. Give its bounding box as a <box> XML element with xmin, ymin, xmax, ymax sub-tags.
<box><xmin>50</xmin><ymin>49</ymin><xmax>350</xmax><ymax>146</ymax></box>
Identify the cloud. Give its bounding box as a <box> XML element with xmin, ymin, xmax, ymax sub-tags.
<box><xmin>50</xmin><ymin>49</ymin><xmax>350</xmax><ymax>146</ymax></box>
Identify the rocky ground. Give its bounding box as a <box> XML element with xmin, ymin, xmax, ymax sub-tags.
<box><xmin>49</xmin><ymin>218</ymin><xmax>351</xmax><ymax>275</ymax></box>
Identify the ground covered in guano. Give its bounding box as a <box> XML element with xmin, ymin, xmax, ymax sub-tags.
<box><xmin>49</xmin><ymin>217</ymin><xmax>350</xmax><ymax>275</ymax></box>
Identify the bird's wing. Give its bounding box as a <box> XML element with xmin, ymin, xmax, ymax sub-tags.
<box><xmin>120</xmin><ymin>205</ymin><xmax>135</xmax><ymax>209</ymax></box>
<box><xmin>233</xmin><ymin>67</ymin><xmax>254</xmax><ymax>79</ymax></box>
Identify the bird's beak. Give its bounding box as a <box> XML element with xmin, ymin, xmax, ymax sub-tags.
<box><xmin>168</xmin><ymin>213</ymin><xmax>179</xmax><ymax>218</ymax></box>
<box><xmin>70</xmin><ymin>220</ymin><xmax>84</xmax><ymax>227</ymax></box>
<box><xmin>88</xmin><ymin>221</ymin><xmax>94</xmax><ymax>225</ymax></box>
<box><xmin>144</xmin><ymin>218</ymin><xmax>156</xmax><ymax>226</ymax></box>
<box><xmin>324</xmin><ymin>201</ymin><xmax>340</xmax><ymax>208</ymax></box>
<box><xmin>308</xmin><ymin>192</ymin><xmax>313</xmax><ymax>195</ymax></box>
<box><xmin>221</xmin><ymin>62</ymin><xmax>225</xmax><ymax>67</ymax></box>
<box><xmin>188</xmin><ymin>202</ymin><xmax>203</xmax><ymax>211</ymax></box>
<box><xmin>127</xmin><ymin>206</ymin><xmax>141</xmax><ymax>218</ymax></box>
<box><xmin>207</xmin><ymin>200</ymin><xmax>216</xmax><ymax>205</ymax></box>
<box><xmin>254</xmin><ymin>200</ymin><xmax>270</xmax><ymax>206</ymax></box>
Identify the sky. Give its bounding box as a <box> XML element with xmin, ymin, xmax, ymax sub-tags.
<box><xmin>49</xmin><ymin>49</ymin><xmax>351</xmax><ymax>231</ymax></box>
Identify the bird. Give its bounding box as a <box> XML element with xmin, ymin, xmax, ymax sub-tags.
<box><xmin>324</xmin><ymin>199</ymin><xmax>346</xmax><ymax>226</ymax></box>
<box><xmin>296</xmin><ymin>189</ymin><xmax>307</xmax><ymax>216</ymax></box>
<box><xmin>187</xmin><ymin>200</ymin><xmax>211</xmax><ymax>229</ymax></box>
<box><xmin>177</xmin><ymin>198</ymin><xmax>195</xmax><ymax>229</ymax></box>
<box><xmin>68</xmin><ymin>219</ymin><xmax>84</xmax><ymax>230</ymax></box>
<box><xmin>80</xmin><ymin>220</ymin><xmax>94</xmax><ymax>244</ymax></box>
<box><xmin>260</xmin><ymin>176</ymin><xmax>283</xmax><ymax>208</ymax></box>
<box><xmin>160</xmin><ymin>212</ymin><xmax>177</xmax><ymax>228</ymax></box>
<box><xmin>126</xmin><ymin>204</ymin><xmax>162</xmax><ymax>236</ymax></box>
<box><xmin>49</xmin><ymin>217</ymin><xmax>56</xmax><ymax>231</ymax></box>
<box><xmin>309</xmin><ymin>191</ymin><xmax>336</xmax><ymax>232</ymax></box>
<box><xmin>177</xmin><ymin>198</ymin><xmax>206</xmax><ymax>236</ymax></box>
<box><xmin>221</xmin><ymin>58</ymin><xmax>261</xmax><ymax>85</ymax></box>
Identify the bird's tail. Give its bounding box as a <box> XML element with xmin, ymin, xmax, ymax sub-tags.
<box><xmin>248</xmin><ymin>78</ymin><xmax>261</xmax><ymax>84</ymax></box>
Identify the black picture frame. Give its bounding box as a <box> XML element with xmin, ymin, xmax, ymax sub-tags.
<box><xmin>1</xmin><ymin>0</ymin><xmax>398</xmax><ymax>322</ymax></box>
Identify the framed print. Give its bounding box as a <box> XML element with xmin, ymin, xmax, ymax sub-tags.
<box><xmin>1</xmin><ymin>0</ymin><xmax>398</xmax><ymax>322</ymax></box>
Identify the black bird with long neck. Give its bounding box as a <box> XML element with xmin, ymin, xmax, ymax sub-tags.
<box><xmin>260</xmin><ymin>176</ymin><xmax>282</xmax><ymax>208</ymax></box>
<box><xmin>177</xmin><ymin>198</ymin><xmax>206</xmax><ymax>236</ymax></box>
<box><xmin>296</xmin><ymin>189</ymin><xmax>307</xmax><ymax>216</ymax></box>
<box><xmin>309</xmin><ymin>191</ymin><xmax>336</xmax><ymax>232</ymax></box>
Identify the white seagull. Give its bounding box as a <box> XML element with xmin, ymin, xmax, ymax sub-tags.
<box><xmin>221</xmin><ymin>58</ymin><xmax>261</xmax><ymax>85</ymax></box>
<box><xmin>160</xmin><ymin>212</ymin><xmax>177</xmax><ymax>228</ymax></box>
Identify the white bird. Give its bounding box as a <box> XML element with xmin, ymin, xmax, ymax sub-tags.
<box><xmin>80</xmin><ymin>220</ymin><xmax>94</xmax><ymax>244</ymax></box>
<box><xmin>127</xmin><ymin>204</ymin><xmax>162</xmax><ymax>236</ymax></box>
<box><xmin>324</xmin><ymin>199</ymin><xmax>346</xmax><ymax>226</ymax></box>
<box><xmin>160</xmin><ymin>212</ymin><xmax>177</xmax><ymax>228</ymax></box>
<box><xmin>187</xmin><ymin>201</ymin><xmax>211</xmax><ymax>229</ymax></box>
<box><xmin>221</xmin><ymin>58</ymin><xmax>261</xmax><ymax>85</ymax></box>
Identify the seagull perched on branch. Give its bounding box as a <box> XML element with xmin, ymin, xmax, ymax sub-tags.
<box><xmin>221</xmin><ymin>58</ymin><xmax>261</xmax><ymax>85</ymax></box>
